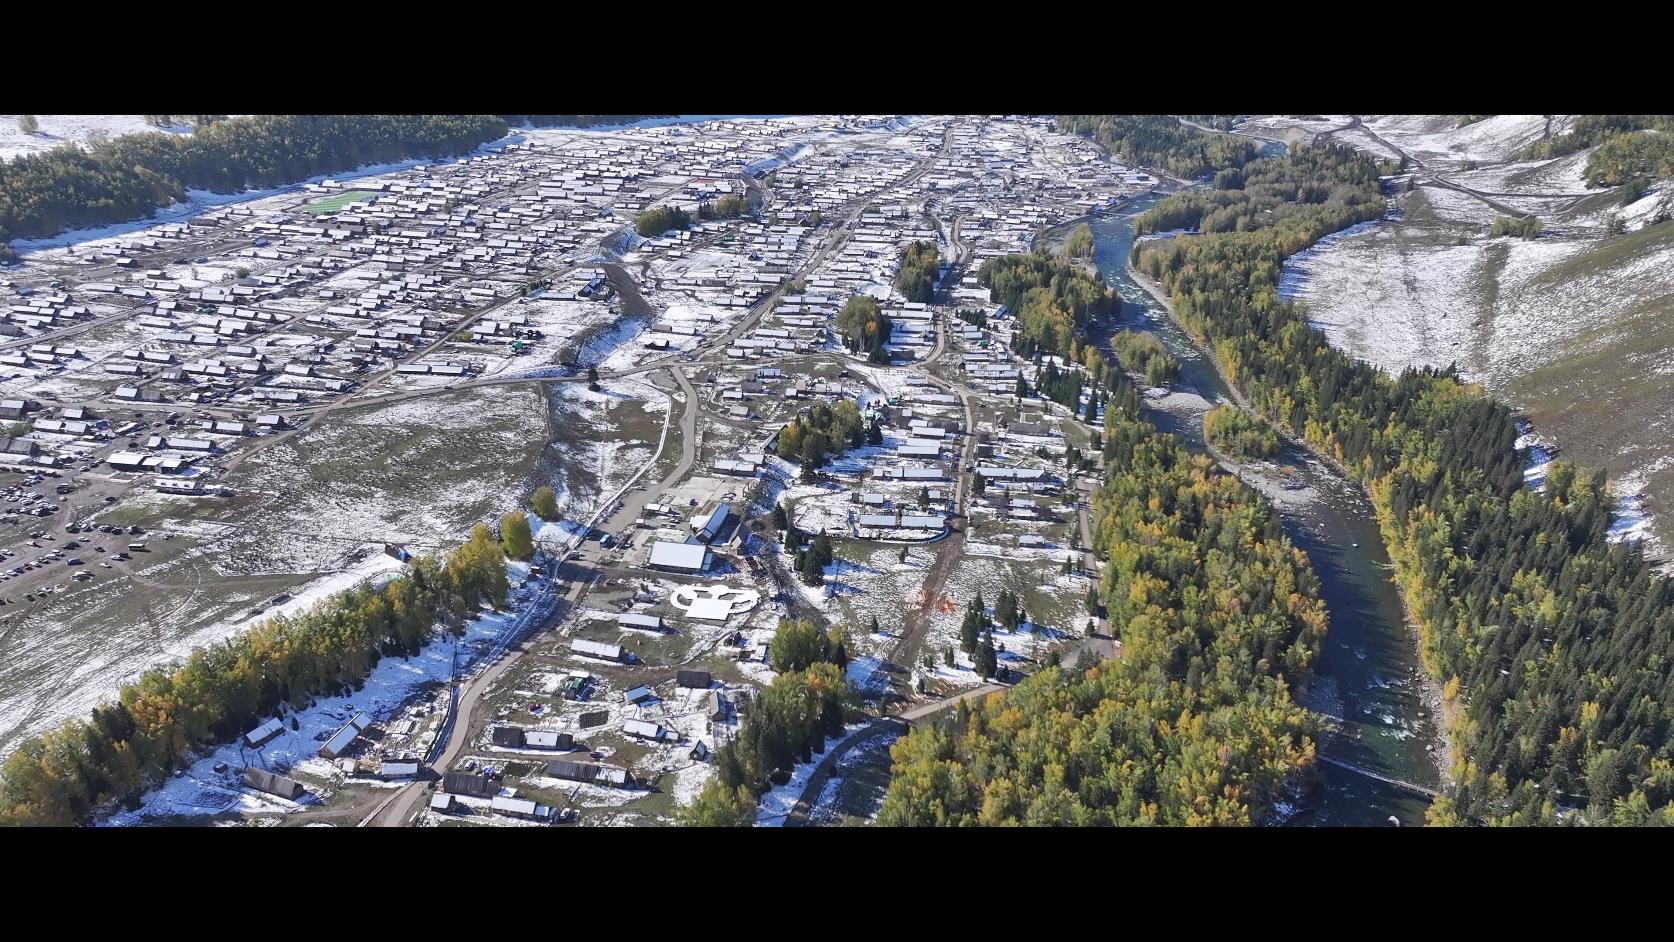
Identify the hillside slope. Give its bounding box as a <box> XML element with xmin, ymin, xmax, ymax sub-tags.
<box><xmin>1269</xmin><ymin>114</ymin><xmax>1674</xmax><ymax>562</ymax></box>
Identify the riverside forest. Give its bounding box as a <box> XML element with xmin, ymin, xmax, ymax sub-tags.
<box><xmin>1</xmin><ymin>114</ymin><xmax>1668</xmax><ymax>828</ymax></box>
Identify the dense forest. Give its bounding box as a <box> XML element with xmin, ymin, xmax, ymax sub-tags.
<box><xmin>1131</xmin><ymin>142</ymin><xmax>1674</xmax><ymax>825</ymax></box>
<box><xmin>1203</xmin><ymin>404</ymin><xmax>1280</xmax><ymax>460</ymax></box>
<box><xmin>895</xmin><ymin>241</ymin><xmax>941</xmax><ymax>304</ymax></box>
<box><xmin>0</xmin><ymin>523</ymin><xmax>509</xmax><ymax>827</ymax></box>
<box><xmin>1585</xmin><ymin>131</ymin><xmax>1674</xmax><ymax>187</ymax></box>
<box><xmin>978</xmin><ymin>252</ymin><xmax>1116</xmax><ymax>356</ymax></box>
<box><xmin>878</xmin><ymin>409</ymin><xmax>1329</xmax><ymax>825</ymax></box>
<box><xmin>1055</xmin><ymin>114</ymin><xmax>1257</xmax><ymax>179</ymax></box>
<box><xmin>0</xmin><ymin>114</ymin><xmax>508</xmax><ymax>260</ymax></box>
<box><xmin>681</xmin><ymin>620</ymin><xmax>853</xmax><ymax>826</ymax></box>
<box><xmin>699</xmin><ymin>195</ymin><xmax>748</xmax><ymax>221</ymax></box>
<box><xmin>635</xmin><ymin>205</ymin><xmax>691</xmax><ymax>237</ymax></box>
<box><xmin>834</xmin><ymin>294</ymin><xmax>892</xmax><ymax>362</ymax></box>
<box><xmin>1062</xmin><ymin>224</ymin><xmax>1094</xmax><ymax>259</ymax></box>
<box><xmin>1109</xmin><ymin>330</ymin><xmax>1180</xmax><ymax>387</ymax></box>
<box><xmin>502</xmin><ymin>115</ymin><xmax>673</xmax><ymax>128</ymax></box>
<box><xmin>776</xmin><ymin>400</ymin><xmax>867</xmax><ymax>468</ymax></box>
<box><xmin>1521</xmin><ymin>115</ymin><xmax>1673</xmax><ymax>159</ymax></box>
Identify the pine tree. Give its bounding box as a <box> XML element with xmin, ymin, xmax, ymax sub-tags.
<box><xmin>996</xmin><ymin>590</ymin><xmax>1018</xmax><ymax>631</ymax></box>
<box><xmin>974</xmin><ymin>632</ymin><xmax>998</xmax><ymax>679</ymax></box>
<box><xmin>960</xmin><ymin>607</ymin><xmax>981</xmax><ymax>654</ymax></box>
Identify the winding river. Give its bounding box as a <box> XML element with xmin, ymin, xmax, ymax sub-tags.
<box><xmin>1081</xmin><ymin>198</ymin><xmax>1443</xmax><ymax>826</ymax></box>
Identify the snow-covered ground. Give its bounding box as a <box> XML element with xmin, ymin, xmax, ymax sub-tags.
<box><xmin>104</xmin><ymin>560</ymin><xmax>549</xmax><ymax>825</ymax></box>
<box><xmin>1362</xmin><ymin>114</ymin><xmax>1557</xmax><ymax>167</ymax></box>
<box><xmin>754</xmin><ymin>721</ymin><xmax>865</xmax><ymax>826</ymax></box>
<box><xmin>1274</xmin><ymin>114</ymin><xmax>1674</xmax><ymax>565</ymax></box>
<box><xmin>0</xmin><ymin>115</ymin><xmax>205</xmax><ymax>160</ymax></box>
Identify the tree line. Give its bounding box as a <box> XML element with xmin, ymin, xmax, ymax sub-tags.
<box><xmin>699</xmin><ymin>194</ymin><xmax>748</xmax><ymax>221</ymax></box>
<box><xmin>776</xmin><ymin>400</ymin><xmax>867</xmax><ymax>470</ymax></box>
<box><xmin>979</xmin><ymin>252</ymin><xmax>1117</xmax><ymax>356</ymax></box>
<box><xmin>142</xmin><ymin>115</ymin><xmax>226</xmax><ymax>128</ymax></box>
<box><xmin>636</xmin><ymin>195</ymin><xmax>748</xmax><ymax>239</ymax></box>
<box><xmin>835</xmin><ymin>294</ymin><xmax>892</xmax><ymax>362</ymax></box>
<box><xmin>680</xmin><ymin>619</ymin><xmax>854</xmax><ymax>826</ymax></box>
<box><xmin>1007</xmin><ymin>331</ymin><xmax>1143</xmax><ymax>426</ymax></box>
<box><xmin>1062</xmin><ymin>224</ymin><xmax>1094</xmax><ymax>259</ymax></box>
<box><xmin>1203</xmin><ymin>403</ymin><xmax>1280</xmax><ymax>460</ymax></box>
<box><xmin>1518</xmin><ymin>116</ymin><xmax>1674</xmax><ymax>187</ymax></box>
<box><xmin>1109</xmin><ymin>330</ymin><xmax>1180</xmax><ymax>387</ymax></box>
<box><xmin>895</xmin><ymin>241</ymin><xmax>941</xmax><ymax>304</ymax></box>
<box><xmin>1055</xmin><ymin>114</ymin><xmax>1257</xmax><ymax>179</ymax></box>
<box><xmin>1132</xmin><ymin>141</ymin><xmax>1674</xmax><ymax>825</ymax></box>
<box><xmin>0</xmin><ymin>523</ymin><xmax>510</xmax><ymax>826</ymax></box>
<box><xmin>878</xmin><ymin>407</ymin><xmax>1329</xmax><ymax>825</ymax></box>
<box><xmin>1490</xmin><ymin>216</ymin><xmax>1543</xmax><ymax>240</ymax></box>
<box><xmin>0</xmin><ymin>114</ymin><xmax>510</xmax><ymax>260</ymax></box>
<box><xmin>501</xmin><ymin>115</ymin><xmax>672</xmax><ymax>128</ymax></box>
<box><xmin>635</xmin><ymin>205</ymin><xmax>691</xmax><ymax>237</ymax></box>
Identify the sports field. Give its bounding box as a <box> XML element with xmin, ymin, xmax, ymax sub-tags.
<box><xmin>306</xmin><ymin>190</ymin><xmax>379</xmax><ymax>214</ymax></box>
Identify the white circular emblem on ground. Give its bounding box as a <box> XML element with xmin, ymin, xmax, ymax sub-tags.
<box><xmin>669</xmin><ymin>584</ymin><xmax>761</xmax><ymax>621</ymax></box>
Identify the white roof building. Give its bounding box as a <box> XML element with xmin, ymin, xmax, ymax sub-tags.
<box><xmin>648</xmin><ymin>541</ymin><xmax>711</xmax><ymax>573</ymax></box>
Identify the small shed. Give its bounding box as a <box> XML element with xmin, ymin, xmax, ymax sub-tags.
<box><xmin>524</xmin><ymin>730</ymin><xmax>574</xmax><ymax>751</ymax></box>
<box><xmin>380</xmin><ymin>761</ymin><xmax>421</xmax><ymax>780</ymax></box>
<box><xmin>443</xmin><ymin>770</ymin><xmax>495</xmax><ymax>797</ymax></box>
<box><xmin>243</xmin><ymin>717</ymin><xmax>285</xmax><ymax>748</ymax></box>
<box><xmin>622</xmin><ymin>719</ymin><xmax>666</xmax><ymax>741</ymax></box>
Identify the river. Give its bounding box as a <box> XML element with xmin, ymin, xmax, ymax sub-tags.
<box><xmin>1080</xmin><ymin>198</ymin><xmax>1442</xmax><ymax>826</ymax></box>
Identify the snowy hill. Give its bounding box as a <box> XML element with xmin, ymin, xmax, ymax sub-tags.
<box><xmin>1266</xmin><ymin>113</ymin><xmax>1674</xmax><ymax>564</ymax></box>
<box><xmin>1</xmin><ymin>115</ymin><xmax>208</xmax><ymax>160</ymax></box>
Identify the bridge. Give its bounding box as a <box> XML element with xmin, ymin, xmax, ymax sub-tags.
<box><xmin>1316</xmin><ymin>755</ymin><xmax>1441</xmax><ymax>799</ymax></box>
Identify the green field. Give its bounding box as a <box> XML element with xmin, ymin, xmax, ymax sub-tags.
<box><xmin>306</xmin><ymin>190</ymin><xmax>379</xmax><ymax>215</ymax></box>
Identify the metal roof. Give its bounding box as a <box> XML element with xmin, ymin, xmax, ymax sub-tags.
<box><xmin>648</xmin><ymin>541</ymin><xmax>711</xmax><ymax>571</ymax></box>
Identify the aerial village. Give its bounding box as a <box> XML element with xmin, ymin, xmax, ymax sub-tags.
<box><xmin>0</xmin><ymin>115</ymin><xmax>1165</xmax><ymax>826</ymax></box>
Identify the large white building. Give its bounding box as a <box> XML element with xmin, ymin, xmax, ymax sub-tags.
<box><xmin>648</xmin><ymin>541</ymin><xmax>712</xmax><ymax>573</ymax></box>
